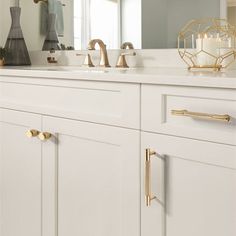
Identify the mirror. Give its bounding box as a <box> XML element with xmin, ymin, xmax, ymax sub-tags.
<box><xmin>0</xmin><ymin>0</ymin><xmax>235</xmax><ymax>51</ymax></box>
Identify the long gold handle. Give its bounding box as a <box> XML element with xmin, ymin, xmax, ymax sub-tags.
<box><xmin>145</xmin><ymin>149</ymin><xmax>157</xmax><ymax>207</ymax></box>
<box><xmin>171</xmin><ymin>109</ymin><xmax>231</xmax><ymax>122</ymax></box>
<box><xmin>38</xmin><ymin>132</ymin><xmax>52</xmax><ymax>141</ymax></box>
<box><xmin>26</xmin><ymin>129</ymin><xmax>40</xmax><ymax>138</ymax></box>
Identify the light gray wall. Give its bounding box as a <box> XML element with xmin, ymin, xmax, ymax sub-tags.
<box><xmin>228</xmin><ymin>6</ymin><xmax>236</xmax><ymax>26</ymax></box>
<box><xmin>0</xmin><ymin>11</ymin><xmax>3</xmax><ymax>46</ymax></box>
<box><xmin>0</xmin><ymin>0</ymin><xmax>74</xmax><ymax>51</ymax></box>
<box><xmin>0</xmin><ymin>0</ymin><xmax>6</xmax><ymax>47</ymax></box>
<box><xmin>142</xmin><ymin>0</ymin><xmax>167</xmax><ymax>49</ymax></box>
<box><xmin>141</xmin><ymin>0</ymin><xmax>221</xmax><ymax>49</ymax></box>
<box><xmin>0</xmin><ymin>0</ymin><xmax>45</xmax><ymax>50</ymax></box>
<box><xmin>166</xmin><ymin>0</ymin><xmax>221</xmax><ymax>48</ymax></box>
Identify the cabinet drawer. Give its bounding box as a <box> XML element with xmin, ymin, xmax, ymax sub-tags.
<box><xmin>0</xmin><ymin>78</ymin><xmax>140</xmax><ymax>129</ymax></box>
<box><xmin>141</xmin><ymin>85</ymin><xmax>236</xmax><ymax>145</ymax></box>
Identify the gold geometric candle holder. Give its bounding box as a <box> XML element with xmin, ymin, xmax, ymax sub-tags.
<box><xmin>178</xmin><ymin>18</ymin><xmax>236</xmax><ymax>71</ymax></box>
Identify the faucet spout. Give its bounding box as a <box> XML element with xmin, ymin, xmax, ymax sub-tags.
<box><xmin>87</xmin><ymin>39</ymin><xmax>111</xmax><ymax>67</ymax></box>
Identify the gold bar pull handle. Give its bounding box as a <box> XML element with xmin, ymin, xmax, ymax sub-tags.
<box><xmin>171</xmin><ymin>109</ymin><xmax>231</xmax><ymax>122</ymax></box>
<box><xmin>145</xmin><ymin>149</ymin><xmax>157</xmax><ymax>207</ymax></box>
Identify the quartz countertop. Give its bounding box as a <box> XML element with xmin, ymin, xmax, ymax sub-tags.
<box><xmin>0</xmin><ymin>66</ymin><xmax>236</xmax><ymax>89</ymax></box>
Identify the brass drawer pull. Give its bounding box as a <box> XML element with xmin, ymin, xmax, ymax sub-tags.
<box><xmin>145</xmin><ymin>149</ymin><xmax>157</xmax><ymax>207</ymax></box>
<box><xmin>26</xmin><ymin>129</ymin><xmax>40</xmax><ymax>138</ymax></box>
<box><xmin>171</xmin><ymin>109</ymin><xmax>231</xmax><ymax>122</ymax></box>
<box><xmin>38</xmin><ymin>132</ymin><xmax>52</xmax><ymax>141</ymax></box>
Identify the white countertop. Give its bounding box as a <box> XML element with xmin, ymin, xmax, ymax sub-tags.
<box><xmin>0</xmin><ymin>66</ymin><xmax>236</xmax><ymax>89</ymax></box>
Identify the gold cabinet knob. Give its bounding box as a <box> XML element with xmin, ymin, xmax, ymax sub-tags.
<box><xmin>38</xmin><ymin>132</ymin><xmax>52</xmax><ymax>141</ymax></box>
<box><xmin>26</xmin><ymin>129</ymin><xmax>40</xmax><ymax>138</ymax></box>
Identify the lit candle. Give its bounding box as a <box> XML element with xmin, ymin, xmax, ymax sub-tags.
<box><xmin>196</xmin><ymin>34</ymin><xmax>219</xmax><ymax>66</ymax></box>
<box><xmin>192</xmin><ymin>34</ymin><xmax>195</xmax><ymax>49</ymax></box>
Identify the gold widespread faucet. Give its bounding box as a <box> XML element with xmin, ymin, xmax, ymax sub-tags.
<box><xmin>120</xmin><ymin>42</ymin><xmax>134</xmax><ymax>50</ymax></box>
<box><xmin>87</xmin><ymin>39</ymin><xmax>111</xmax><ymax>67</ymax></box>
<box><xmin>116</xmin><ymin>42</ymin><xmax>136</xmax><ymax>68</ymax></box>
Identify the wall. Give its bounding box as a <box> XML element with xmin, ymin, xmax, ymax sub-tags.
<box><xmin>228</xmin><ymin>6</ymin><xmax>236</xmax><ymax>25</ymax></box>
<box><xmin>0</xmin><ymin>0</ymin><xmax>73</xmax><ymax>51</ymax></box>
<box><xmin>166</xmin><ymin>0</ymin><xmax>221</xmax><ymax>48</ymax></box>
<box><xmin>141</xmin><ymin>0</ymin><xmax>221</xmax><ymax>49</ymax></box>
<box><xmin>142</xmin><ymin>0</ymin><xmax>167</xmax><ymax>49</ymax></box>
<box><xmin>0</xmin><ymin>0</ymin><xmax>4</xmax><ymax>47</ymax></box>
<box><xmin>0</xmin><ymin>0</ymin><xmax>44</xmax><ymax>50</ymax></box>
<box><xmin>0</xmin><ymin>0</ymin><xmax>8</xmax><ymax>47</ymax></box>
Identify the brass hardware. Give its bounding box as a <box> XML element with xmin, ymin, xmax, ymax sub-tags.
<box><xmin>171</xmin><ymin>109</ymin><xmax>231</xmax><ymax>122</ymax></box>
<box><xmin>116</xmin><ymin>52</ymin><xmax>136</xmax><ymax>68</ymax></box>
<box><xmin>26</xmin><ymin>129</ymin><xmax>40</xmax><ymax>138</ymax></box>
<box><xmin>87</xmin><ymin>39</ymin><xmax>111</xmax><ymax>67</ymax></box>
<box><xmin>145</xmin><ymin>149</ymin><xmax>157</xmax><ymax>207</ymax></box>
<box><xmin>76</xmin><ymin>53</ymin><xmax>95</xmax><ymax>67</ymax></box>
<box><xmin>120</xmin><ymin>42</ymin><xmax>134</xmax><ymax>50</ymax></box>
<box><xmin>188</xmin><ymin>65</ymin><xmax>222</xmax><ymax>72</ymax></box>
<box><xmin>38</xmin><ymin>132</ymin><xmax>52</xmax><ymax>141</ymax></box>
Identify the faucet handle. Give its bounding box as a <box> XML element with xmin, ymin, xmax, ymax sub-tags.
<box><xmin>76</xmin><ymin>53</ymin><xmax>95</xmax><ymax>67</ymax></box>
<box><xmin>47</xmin><ymin>49</ymin><xmax>58</xmax><ymax>64</ymax></box>
<box><xmin>116</xmin><ymin>52</ymin><xmax>136</xmax><ymax>68</ymax></box>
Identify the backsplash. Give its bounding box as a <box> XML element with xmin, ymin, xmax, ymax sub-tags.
<box><xmin>29</xmin><ymin>49</ymin><xmax>236</xmax><ymax>69</ymax></box>
<box><xmin>29</xmin><ymin>49</ymin><xmax>187</xmax><ymax>68</ymax></box>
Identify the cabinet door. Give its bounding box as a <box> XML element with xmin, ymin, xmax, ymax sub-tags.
<box><xmin>141</xmin><ymin>132</ymin><xmax>236</xmax><ymax>236</ymax></box>
<box><xmin>0</xmin><ymin>109</ymin><xmax>42</xmax><ymax>236</ymax></box>
<box><xmin>42</xmin><ymin>116</ymin><xmax>140</xmax><ymax>236</ymax></box>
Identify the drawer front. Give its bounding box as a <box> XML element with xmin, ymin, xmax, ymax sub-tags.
<box><xmin>142</xmin><ymin>85</ymin><xmax>236</xmax><ymax>145</ymax></box>
<box><xmin>0</xmin><ymin>78</ymin><xmax>140</xmax><ymax>129</ymax></box>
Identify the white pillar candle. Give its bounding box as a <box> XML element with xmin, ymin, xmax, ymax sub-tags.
<box><xmin>192</xmin><ymin>34</ymin><xmax>195</xmax><ymax>49</ymax></box>
<box><xmin>196</xmin><ymin>34</ymin><xmax>219</xmax><ymax>66</ymax></box>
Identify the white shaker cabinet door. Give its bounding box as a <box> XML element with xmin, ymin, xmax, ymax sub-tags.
<box><xmin>0</xmin><ymin>109</ymin><xmax>42</xmax><ymax>236</ymax></box>
<box><xmin>141</xmin><ymin>132</ymin><xmax>236</xmax><ymax>236</ymax></box>
<box><xmin>41</xmin><ymin>116</ymin><xmax>140</xmax><ymax>236</ymax></box>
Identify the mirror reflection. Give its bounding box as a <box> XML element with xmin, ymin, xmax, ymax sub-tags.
<box><xmin>0</xmin><ymin>0</ymin><xmax>235</xmax><ymax>51</ymax></box>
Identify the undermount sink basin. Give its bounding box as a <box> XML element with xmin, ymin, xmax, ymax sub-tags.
<box><xmin>18</xmin><ymin>66</ymin><xmax>134</xmax><ymax>73</ymax></box>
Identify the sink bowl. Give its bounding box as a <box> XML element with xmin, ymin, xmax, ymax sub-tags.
<box><xmin>18</xmin><ymin>65</ymin><xmax>135</xmax><ymax>73</ymax></box>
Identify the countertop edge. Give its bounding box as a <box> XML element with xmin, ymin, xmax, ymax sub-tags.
<box><xmin>0</xmin><ymin>67</ymin><xmax>236</xmax><ymax>89</ymax></box>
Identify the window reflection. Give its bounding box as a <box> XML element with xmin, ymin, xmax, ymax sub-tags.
<box><xmin>74</xmin><ymin>0</ymin><xmax>120</xmax><ymax>49</ymax></box>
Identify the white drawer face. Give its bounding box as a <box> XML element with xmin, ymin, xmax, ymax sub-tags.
<box><xmin>142</xmin><ymin>85</ymin><xmax>236</xmax><ymax>145</ymax></box>
<box><xmin>0</xmin><ymin>79</ymin><xmax>140</xmax><ymax>129</ymax></box>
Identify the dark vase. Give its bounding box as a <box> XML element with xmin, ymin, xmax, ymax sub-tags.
<box><xmin>42</xmin><ymin>13</ymin><xmax>61</xmax><ymax>51</ymax></box>
<box><xmin>4</xmin><ymin>7</ymin><xmax>31</xmax><ymax>66</ymax></box>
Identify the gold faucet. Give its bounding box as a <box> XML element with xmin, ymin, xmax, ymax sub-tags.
<box><xmin>120</xmin><ymin>42</ymin><xmax>134</xmax><ymax>50</ymax></box>
<box><xmin>87</xmin><ymin>39</ymin><xmax>111</xmax><ymax>67</ymax></box>
<box><xmin>116</xmin><ymin>42</ymin><xmax>136</xmax><ymax>68</ymax></box>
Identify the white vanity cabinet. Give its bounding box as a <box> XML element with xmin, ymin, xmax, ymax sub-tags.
<box><xmin>0</xmin><ymin>72</ymin><xmax>235</xmax><ymax>236</ymax></box>
<box><xmin>0</xmin><ymin>109</ymin><xmax>42</xmax><ymax>236</ymax></box>
<box><xmin>0</xmin><ymin>78</ymin><xmax>141</xmax><ymax>236</ymax></box>
<box><xmin>141</xmin><ymin>132</ymin><xmax>236</xmax><ymax>236</ymax></box>
<box><xmin>141</xmin><ymin>85</ymin><xmax>236</xmax><ymax>236</ymax></box>
<box><xmin>41</xmin><ymin>116</ymin><xmax>140</xmax><ymax>236</ymax></box>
